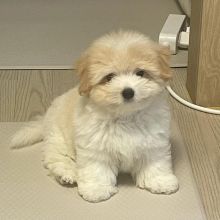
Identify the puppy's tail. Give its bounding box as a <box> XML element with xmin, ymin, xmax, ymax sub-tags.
<box><xmin>10</xmin><ymin>117</ymin><xmax>44</xmax><ymax>149</ymax></box>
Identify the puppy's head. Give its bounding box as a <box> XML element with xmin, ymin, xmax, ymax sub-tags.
<box><xmin>75</xmin><ymin>31</ymin><xmax>171</xmax><ymax>114</ymax></box>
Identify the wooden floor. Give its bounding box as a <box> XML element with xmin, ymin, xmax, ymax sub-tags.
<box><xmin>170</xmin><ymin>68</ymin><xmax>220</xmax><ymax>220</ymax></box>
<box><xmin>0</xmin><ymin>68</ymin><xmax>220</xmax><ymax>219</ymax></box>
<box><xmin>0</xmin><ymin>70</ymin><xmax>78</xmax><ymax>121</ymax></box>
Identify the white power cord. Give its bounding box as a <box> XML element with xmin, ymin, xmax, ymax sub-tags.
<box><xmin>166</xmin><ymin>85</ymin><xmax>220</xmax><ymax>115</ymax></box>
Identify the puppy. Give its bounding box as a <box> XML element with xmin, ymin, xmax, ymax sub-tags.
<box><xmin>11</xmin><ymin>30</ymin><xmax>179</xmax><ymax>202</ymax></box>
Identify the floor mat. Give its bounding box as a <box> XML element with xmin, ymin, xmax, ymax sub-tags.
<box><xmin>0</xmin><ymin>122</ymin><xmax>206</xmax><ymax>220</ymax></box>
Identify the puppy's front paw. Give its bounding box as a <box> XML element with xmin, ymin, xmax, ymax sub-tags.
<box><xmin>78</xmin><ymin>184</ymin><xmax>118</xmax><ymax>203</ymax></box>
<box><xmin>138</xmin><ymin>174</ymin><xmax>179</xmax><ymax>194</ymax></box>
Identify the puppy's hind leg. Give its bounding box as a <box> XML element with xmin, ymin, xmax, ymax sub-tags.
<box><xmin>43</xmin><ymin>135</ymin><xmax>76</xmax><ymax>185</ymax></box>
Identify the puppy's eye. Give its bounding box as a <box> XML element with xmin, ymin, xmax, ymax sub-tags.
<box><xmin>103</xmin><ymin>73</ymin><xmax>115</xmax><ymax>83</ymax></box>
<box><xmin>135</xmin><ymin>69</ymin><xmax>152</xmax><ymax>79</ymax></box>
<box><xmin>136</xmin><ymin>70</ymin><xmax>145</xmax><ymax>77</ymax></box>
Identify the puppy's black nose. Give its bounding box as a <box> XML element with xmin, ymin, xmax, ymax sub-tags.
<box><xmin>122</xmin><ymin>88</ymin><xmax>135</xmax><ymax>100</ymax></box>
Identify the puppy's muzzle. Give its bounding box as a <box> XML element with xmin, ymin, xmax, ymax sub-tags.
<box><xmin>122</xmin><ymin>87</ymin><xmax>135</xmax><ymax>101</ymax></box>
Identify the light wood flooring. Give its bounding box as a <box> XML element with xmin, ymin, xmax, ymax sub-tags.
<box><xmin>171</xmin><ymin>68</ymin><xmax>220</xmax><ymax>220</ymax></box>
<box><xmin>0</xmin><ymin>68</ymin><xmax>220</xmax><ymax>219</ymax></box>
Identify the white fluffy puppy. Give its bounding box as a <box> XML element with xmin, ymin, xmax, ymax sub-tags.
<box><xmin>11</xmin><ymin>30</ymin><xmax>179</xmax><ymax>202</ymax></box>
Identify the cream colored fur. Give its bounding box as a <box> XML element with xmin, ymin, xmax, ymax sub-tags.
<box><xmin>11</xmin><ymin>30</ymin><xmax>179</xmax><ymax>202</ymax></box>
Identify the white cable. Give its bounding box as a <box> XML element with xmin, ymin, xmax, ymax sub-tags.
<box><xmin>166</xmin><ymin>85</ymin><xmax>220</xmax><ymax>115</ymax></box>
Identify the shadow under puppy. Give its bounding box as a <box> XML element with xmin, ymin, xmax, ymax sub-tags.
<box><xmin>11</xmin><ymin>30</ymin><xmax>179</xmax><ymax>202</ymax></box>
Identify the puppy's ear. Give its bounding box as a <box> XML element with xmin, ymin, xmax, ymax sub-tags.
<box><xmin>157</xmin><ymin>45</ymin><xmax>172</xmax><ymax>81</ymax></box>
<box><xmin>75</xmin><ymin>53</ymin><xmax>92</xmax><ymax>96</ymax></box>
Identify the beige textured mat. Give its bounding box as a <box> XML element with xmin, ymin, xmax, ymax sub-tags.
<box><xmin>0</xmin><ymin>122</ymin><xmax>206</xmax><ymax>219</ymax></box>
<box><xmin>0</xmin><ymin>0</ymin><xmax>181</xmax><ymax>68</ymax></box>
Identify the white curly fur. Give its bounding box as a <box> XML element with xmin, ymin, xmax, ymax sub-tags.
<box><xmin>11</xmin><ymin>31</ymin><xmax>179</xmax><ymax>202</ymax></box>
